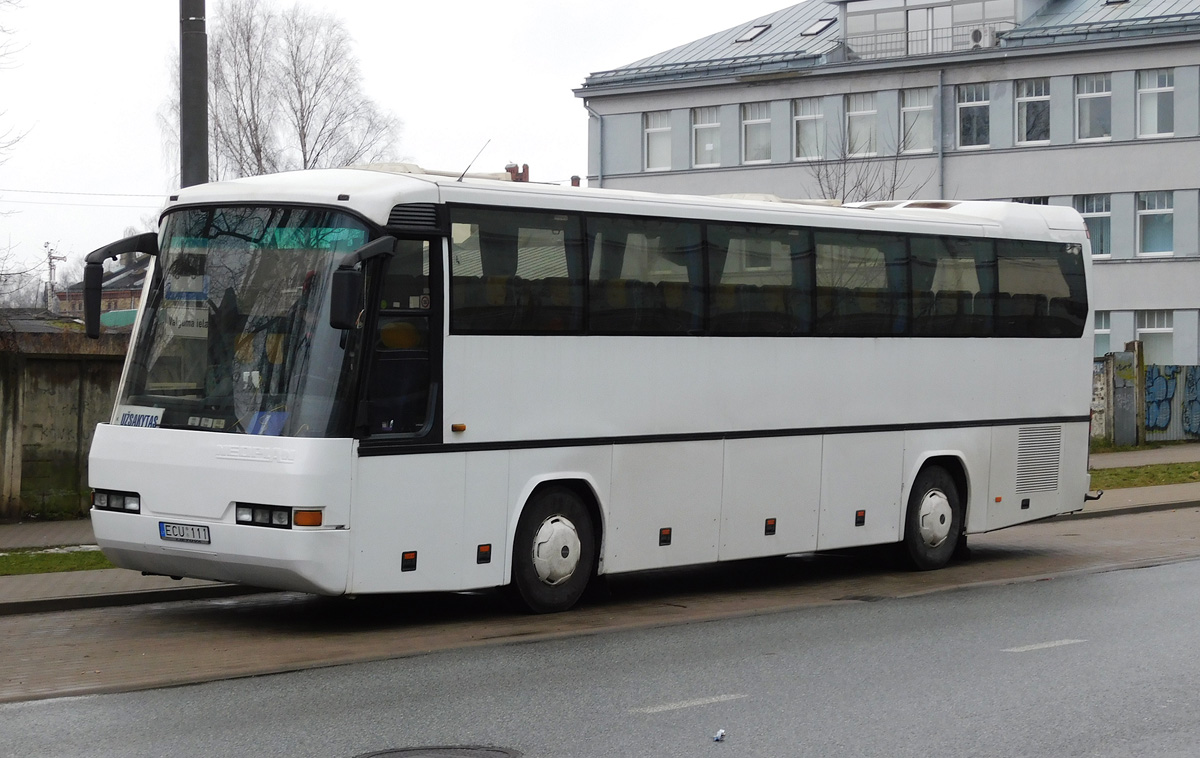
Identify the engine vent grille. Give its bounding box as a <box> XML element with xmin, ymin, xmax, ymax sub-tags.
<box><xmin>387</xmin><ymin>203</ymin><xmax>443</xmax><ymax>233</ymax></box>
<box><xmin>1016</xmin><ymin>425</ymin><xmax>1061</xmax><ymax>494</ymax></box>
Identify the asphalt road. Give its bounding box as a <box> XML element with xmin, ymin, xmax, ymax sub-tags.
<box><xmin>4</xmin><ymin>551</ymin><xmax>1200</xmax><ymax>758</ymax></box>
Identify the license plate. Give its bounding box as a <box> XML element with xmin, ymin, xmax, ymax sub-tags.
<box><xmin>159</xmin><ymin>521</ymin><xmax>211</xmax><ymax>544</ymax></box>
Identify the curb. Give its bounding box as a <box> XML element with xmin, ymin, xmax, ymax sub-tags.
<box><xmin>0</xmin><ymin>583</ymin><xmax>266</xmax><ymax>618</ymax></box>
<box><xmin>1056</xmin><ymin>499</ymin><xmax>1200</xmax><ymax>521</ymax></box>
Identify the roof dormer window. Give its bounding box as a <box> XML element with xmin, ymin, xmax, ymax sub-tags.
<box><xmin>802</xmin><ymin>18</ymin><xmax>836</xmax><ymax>36</ymax></box>
<box><xmin>735</xmin><ymin>24</ymin><xmax>771</xmax><ymax>42</ymax></box>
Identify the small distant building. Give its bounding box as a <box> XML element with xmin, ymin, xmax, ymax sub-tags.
<box><xmin>55</xmin><ymin>254</ymin><xmax>149</xmax><ymax>319</ymax></box>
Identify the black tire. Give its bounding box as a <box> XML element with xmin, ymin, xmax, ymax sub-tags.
<box><xmin>509</xmin><ymin>486</ymin><xmax>596</xmax><ymax>614</ymax></box>
<box><xmin>902</xmin><ymin>465</ymin><xmax>963</xmax><ymax>571</ymax></box>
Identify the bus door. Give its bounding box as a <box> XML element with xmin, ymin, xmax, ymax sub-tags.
<box><xmin>360</xmin><ymin>239</ymin><xmax>442</xmax><ymax>440</ymax></box>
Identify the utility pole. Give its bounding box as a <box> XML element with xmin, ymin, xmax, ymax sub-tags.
<box><xmin>180</xmin><ymin>0</ymin><xmax>209</xmax><ymax>188</ymax></box>
<box><xmin>43</xmin><ymin>242</ymin><xmax>65</xmax><ymax>313</ymax></box>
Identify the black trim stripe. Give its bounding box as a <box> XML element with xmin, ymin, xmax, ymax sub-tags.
<box><xmin>357</xmin><ymin>415</ymin><xmax>1089</xmax><ymax>457</ymax></box>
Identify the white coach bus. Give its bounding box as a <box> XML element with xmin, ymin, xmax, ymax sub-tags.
<box><xmin>83</xmin><ymin>166</ymin><xmax>1093</xmax><ymax>613</ymax></box>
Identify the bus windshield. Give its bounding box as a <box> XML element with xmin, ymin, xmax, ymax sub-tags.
<box><xmin>114</xmin><ymin>206</ymin><xmax>371</xmax><ymax>437</ymax></box>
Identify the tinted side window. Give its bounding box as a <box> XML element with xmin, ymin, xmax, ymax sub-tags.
<box><xmin>813</xmin><ymin>230</ymin><xmax>908</xmax><ymax>336</ymax></box>
<box><xmin>707</xmin><ymin>223</ymin><xmax>814</xmax><ymax>335</ymax></box>
<box><xmin>587</xmin><ymin>216</ymin><xmax>703</xmax><ymax>335</ymax></box>
<box><xmin>449</xmin><ymin>208</ymin><xmax>584</xmax><ymax>333</ymax></box>
<box><xmin>910</xmin><ymin>236</ymin><xmax>996</xmax><ymax>337</ymax></box>
<box><xmin>996</xmin><ymin>240</ymin><xmax>1087</xmax><ymax>337</ymax></box>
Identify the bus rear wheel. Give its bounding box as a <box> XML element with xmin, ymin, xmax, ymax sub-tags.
<box><xmin>509</xmin><ymin>486</ymin><xmax>596</xmax><ymax>613</ymax></box>
<box><xmin>902</xmin><ymin>465</ymin><xmax>963</xmax><ymax>571</ymax></box>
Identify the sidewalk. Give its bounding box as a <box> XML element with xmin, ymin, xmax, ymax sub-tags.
<box><xmin>3</xmin><ymin>443</ymin><xmax>1200</xmax><ymax>616</ymax></box>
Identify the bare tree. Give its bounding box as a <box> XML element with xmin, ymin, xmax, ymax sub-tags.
<box><xmin>0</xmin><ymin>0</ymin><xmax>35</xmax><ymax>312</ymax></box>
<box><xmin>809</xmin><ymin>116</ymin><xmax>933</xmax><ymax>203</ymax></box>
<box><xmin>205</xmin><ymin>0</ymin><xmax>399</xmax><ymax>179</ymax></box>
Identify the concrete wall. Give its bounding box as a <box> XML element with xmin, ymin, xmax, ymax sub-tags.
<box><xmin>0</xmin><ymin>329</ymin><xmax>127</xmax><ymax>521</ymax></box>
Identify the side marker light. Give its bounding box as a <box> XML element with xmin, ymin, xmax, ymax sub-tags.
<box><xmin>294</xmin><ymin>510</ymin><xmax>323</xmax><ymax>527</ymax></box>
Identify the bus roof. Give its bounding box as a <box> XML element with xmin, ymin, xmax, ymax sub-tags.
<box><xmin>165</xmin><ymin>165</ymin><xmax>1084</xmax><ymax>241</ymax></box>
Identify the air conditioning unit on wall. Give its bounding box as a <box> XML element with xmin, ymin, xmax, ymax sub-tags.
<box><xmin>969</xmin><ymin>26</ymin><xmax>998</xmax><ymax>48</ymax></box>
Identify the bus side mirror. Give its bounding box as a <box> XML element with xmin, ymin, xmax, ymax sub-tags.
<box><xmin>329</xmin><ymin>268</ymin><xmax>362</xmax><ymax>330</ymax></box>
<box><xmin>83</xmin><ymin>231</ymin><xmax>159</xmax><ymax>339</ymax></box>
<box><xmin>329</xmin><ymin>235</ymin><xmax>397</xmax><ymax>330</ymax></box>
<box><xmin>84</xmin><ymin>262</ymin><xmax>105</xmax><ymax>338</ymax></box>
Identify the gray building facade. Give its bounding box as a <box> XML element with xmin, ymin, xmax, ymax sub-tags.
<box><xmin>576</xmin><ymin>0</ymin><xmax>1200</xmax><ymax>364</ymax></box>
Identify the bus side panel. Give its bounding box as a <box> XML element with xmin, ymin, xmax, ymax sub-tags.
<box><xmin>816</xmin><ymin>432</ymin><xmax>904</xmax><ymax>551</ymax></box>
<box><xmin>464</xmin><ymin>450</ymin><xmax>512</xmax><ymax>591</ymax></box>
<box><xmin>507</xmin><ymin>446</ymin><xmax>613</xmax><ymax>578</ymax></box>
<box><xmin>349</xmin><ymin>453</ymin><xmax>467</xmax><ymax>594</ymax></box>
<box><xmin>986</xmin><ymin>422</ymin><xmax>1087</xmax><ymax>531</ymax></box>
<box><xmin>719</xmin><ymin>436</ymin><xmax>821</xmax><ymax>561</ymax></box>
<box><xmin>901</xmin><ymin>427</ymin><xmax>993</xmax><ymax>535</ymax></box>
<box><xmin>605</xmin><ymin>441</ymin><xmax>723</xmax><ymax>574</ymax></box>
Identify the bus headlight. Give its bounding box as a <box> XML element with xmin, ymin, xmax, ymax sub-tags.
<box><xmin>92</xmin><ymin>489</ymin><xmax>140</xmax><ymax>514</ymax></box>
<box><xmin>235</xmin><ymin>503</ymin><xmax>292</xmax><ymax>529</ymax></box>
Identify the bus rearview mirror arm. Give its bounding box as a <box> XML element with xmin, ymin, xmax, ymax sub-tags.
<box><xmin>329</xmin><ymin>236</ymin><xmax>397</xmax><ymax>330</ymax></box>
<box><xmin>84</xmin><ymin>232</ymin><xmax>159</xmax><ymax>339</ymax></box>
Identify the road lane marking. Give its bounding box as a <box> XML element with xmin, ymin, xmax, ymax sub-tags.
<box><xmin>633</xmin><ymin>694</ymin><xmax>748</xmax><ymax>714</ymax></box>
<box><xmin>1003</xmin><ymin>639</ymin><xmax>1087</xmax><ymax>653</ymax></box>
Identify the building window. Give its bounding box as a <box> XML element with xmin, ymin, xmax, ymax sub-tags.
<box><xmin>1136</xmin><ymin>310</ymin><xmax>1173</xmax><ymax>364</ymax></box>
<box><xmin>901</xmin><ymin>88</ymin><xmax>934</xmax><ymax>153</ymax></box>
<box><xmin>1075</xmin><ymin>194</ymin><xmax>1111</xmax><ymax>257</ymax></box>
<box><xmin>845</xmin><ymin>92</ymin><xmax>877</xmax><ymax>157</ymax></box>
<box><xmin>1076</xmin><ymin>73</ymin><xmax>1112</xmax><ymax>141</ymax></box>
<box><xmin>1015</xmin><ymin>78</ymin><xmax>1050</xmax><ymax>144</ymax></box>
<box><xmin>692</xmin><ymin>107</ymin><xmax>721</xmax><ymax>168</ymax></box>
<box><xmin>957</xmin><ymin>83</ymin><xmax>989</xmax><ymax>148</ymax></box>
<box><xmin>1013</xmin><ymin>196</ymin><xmax>1048</xmax><ymax>205</ymax></box>
<box><xmin>741</xmin><ymin>102</ymin><xmax>772</xmax><ymax>164</ymax></box>
<box><xmin>1138</xmin><ymin>69</ymin><xmax>1174</xmax><ymax>138</ymax></box>
<box><xmin>644</xmin><ymin>111</ymin><xmax>671</xmax><ymax>172</ymax></box>
<box><xmin>793</xmin><ymin>97</ymin><xmax>824</xmax><ymax>160</ymax></box>
<box><xmin>1094</xmin><ymin>311</ymin><xmax>1110</xmax><ymax>357</ymax></box>
<box><xmin>1137</xmin><ymin>191</ymin><xmax>1173</xmax><ymax>256</ymax></box>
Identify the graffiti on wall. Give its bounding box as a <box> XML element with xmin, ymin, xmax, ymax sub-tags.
<box><xmin>1145</xmin><ymin>365</ymin><xmax>1180</xmax><ymax>431</ymax></box>
<box><xmin>1184</xmin><ymin>367</ymin><xmax>1200</xmax><ymax>437</ymax></box>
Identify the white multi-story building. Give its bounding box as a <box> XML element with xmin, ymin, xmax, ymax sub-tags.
<box><xmin>575</xmin><ymin>0</ymin><xmax>1200</xmax><ymax>363</ymax></box>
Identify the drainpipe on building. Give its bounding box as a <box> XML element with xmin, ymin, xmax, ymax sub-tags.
<box><xmin>584</xmin><ymin>100</ymin><xmax>604</xmax><ymax>188</ymax></box>
<box><xmin>937</xmin><ymin>69</ymin><xmax>945</xmax><ymax>200</ymax></box>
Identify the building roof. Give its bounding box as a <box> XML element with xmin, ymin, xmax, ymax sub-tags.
<box><xmin>61</xmin><ymin>254</ymin><xmax>150</xmax><ymax>294</ymax></box>
<box><xmin>581</xmin><ymin>2</ymin><xmax>842</xmax><ymax>89</ymax></box>
<box><xmin>1006</xmin><ymin>0</ymin><xmax>1200</xmax><ymax>44</ymax></box>
<box><xmin>578</xmin><ymin>0</ymin><xmax>1200</xmax><ymax>93</ymax></box>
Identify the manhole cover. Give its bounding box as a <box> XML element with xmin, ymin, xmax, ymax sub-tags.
<box><xmin>355</xmin><ymin>749</ymin><xmax>521</xmax><ymax>758</ymax></box>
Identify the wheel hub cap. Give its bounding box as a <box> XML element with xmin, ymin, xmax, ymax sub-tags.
<box><xmin>917</xmin><ymin>489</ymin><xmax>952</xmax><ymax>548</ymax></box>
<box><xmin>531</xmin><ymin>515</ymin><xmax>581</xmax><ymax>586</ymax></box>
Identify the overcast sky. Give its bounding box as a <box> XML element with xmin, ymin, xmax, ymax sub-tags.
<box><xmin>0</xmin><ymin>0</ymin><xmax>795</xmax><ymax>279</ymax></box>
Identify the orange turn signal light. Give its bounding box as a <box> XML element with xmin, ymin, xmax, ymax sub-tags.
<box><xmin>293</xmin><ymin>510</ymin><xmax>323</xmax><ymax>527</ymax></box>
<box><xmin>451</xmin><ymin>424</ymin><xmax>467</xmax><ymax>433</ymax></box>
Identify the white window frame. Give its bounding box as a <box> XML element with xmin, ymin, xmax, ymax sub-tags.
<box><xmin>1137</xmin><ymin>69</ymin><xmax>1174</xmax><ymax>138</ymax></box>
<box><xmin>792</xmin><ymin>97</ymin><xmax>825</xmax><ymax>160</ymax></box>
<box><xmin>1074</xmin><ymin>194</ymin><xmax>1111</xmax><ymax>258</ymax></box>
<box><xmin>692</xmin><ymin>107</ymin><xmax>721</xmax><ymax>168</ymax></box>
<box><xmin>956</xmin><ymin>83</ymin><xmax>990</xmax><ymax>149</ymax></box>
<box><xmin>1136</xmin><ymin>310</ymin><xmax>1173</xmax><ymax>364</ymax></box>
<box><xmin>1075</xmin><ymin>73</ymin><xmax>1112</xmax><ymax>142</ymax></box>
<box><xmin>643</xmin><ymin>111</ymin><xmax>671</xmax><ymax>172</ymax></box>
<box><xmin>1094</xmin><ymin>311</ymin><xmax>1111</xmax><ymax>357</ymax></box>
<box><xmin>900</xmin><ymin>88</ymin><xmax>934</xmax><ymax>154</ymax></box>
<box><xmin>1137</xmin><ymin>191</ymin><xmax>1173</xmax><ymax>257</ymax></box>
<box><xmin>1015</xmin><ymin>78</ymin><xmax>1050</xmax><ymax>145</ymax></box>
<box><xmin>845</xmin><ymin>92</ymin><xmax>878</xmax><ymax>158</ymax></box>
<box><xmin>741</xmin><ymin>102</ymin><xmax>773</xmax><ymax>164</ymax></box>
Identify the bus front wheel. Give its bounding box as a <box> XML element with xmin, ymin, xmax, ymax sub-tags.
<box><xmin>902</xmin><ymin>465</ymin><xmax>963</xmax><ymax>571</ymax></box>
<box><xmin>509</xmin><ymin>486</ymin><xmax>596</xmax><ymax>613</ymax></box>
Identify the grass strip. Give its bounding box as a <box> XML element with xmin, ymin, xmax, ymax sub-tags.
<box><xmin>1090</xmin><ymin>462</ymin><xmax>1200</xmax><ymax>491</ymax></box>
<box><xmin>0</xmin><ymin>549</ymin><xmax>116</xmax><ymax>577</ymax></box>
